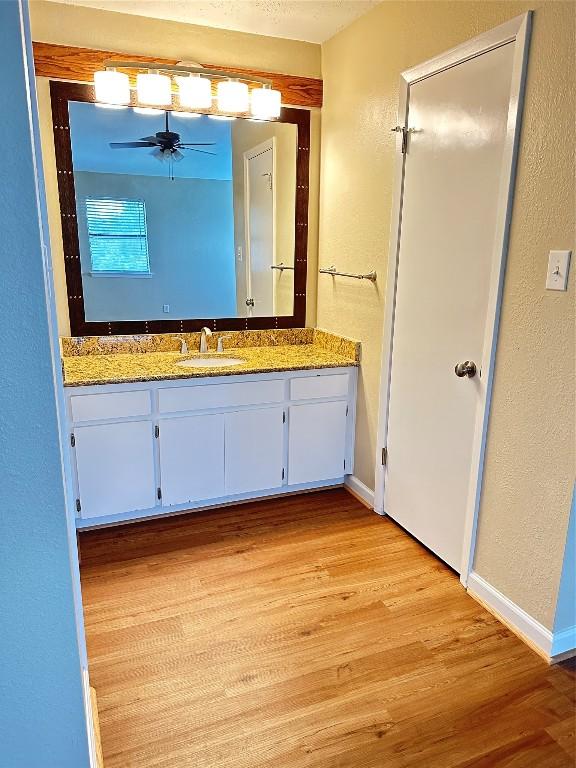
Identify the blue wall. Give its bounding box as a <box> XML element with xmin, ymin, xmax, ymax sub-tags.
<box><xmin>552</xmin><ymin>484</ymin><xmax>576</xmax><ymax>655</ymax></box>
<box><xmin>0</xmin><ymin>2</ymin><xmax>91</xmax><ymax>765</ymax></box>
<box><xmin>75</xmin><ymin>172</ymin><xmax>238</xmax><ymax>320</ymax></box>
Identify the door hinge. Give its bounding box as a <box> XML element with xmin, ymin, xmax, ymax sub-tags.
<box><xmin>282</xmin><ymin>468</ymin><xmax>285</xmax><ymax>480</ymax></box>
<box><xmin>346</xmin><ymin>405</ymin><xmax>349</xmax><ymax>416</ymax></box>
<box><xmin>75</xmin><ymin>498</ymin><xmax>81</xmax><ymax>513</ymax></box>
<box><xmin>382</xmin><ymin>446</ymin><xmax>388</xmax><ymax>466</ymax></box>
<box><xmin>344</xmin><ymin>459</ymin><xmax>346</xmax><ymax>471</ymax></box>
<box><xmin>283</xmin><ymin>411</ymin><xmax>286</xmax><ymax>423</ymax></box>
<box><xmin>157</xmin><ymin>487</ymin><xmax>162</xmax><ymax>501</ymax></box>
<box><xmin>70</xmin><ymin>433</ymin><xmax>75</xmax><ymax>447</ymax></box>
<box><xmin>155</xmin><ymin>425</ymin><xmax>160</xmax><ymax>439</ymax></box>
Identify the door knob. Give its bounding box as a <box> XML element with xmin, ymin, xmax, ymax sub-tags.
<box><xmin>454</xmin><ymin>360</ymin><xmax>477</xmax><ymax>378</ymax></box>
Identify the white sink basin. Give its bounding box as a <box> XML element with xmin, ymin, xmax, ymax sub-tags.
<box><xmin>176</xmin><ymin>356</ymin><xmax>245</xmax><ymax>368</ymax></box>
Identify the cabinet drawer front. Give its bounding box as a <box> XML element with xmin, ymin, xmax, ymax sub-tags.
<box><xmin>290</xmin><ymin>373</ymin><xmax>349</xmax><ymax>401</ymax></box>
<box><xmin>158</xmin><ymin>379</ymin><xmax>284</xmax><ymax>413</ymax></box>
<box><xmin>71</xmin><ymin>390</ymin><xmax>151</xmax><ymax>422</ymax></box>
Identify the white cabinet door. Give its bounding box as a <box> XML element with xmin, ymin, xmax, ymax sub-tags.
<box><xmin>159</xmin><ymin>414</ymin><xmax>225</xmax><ymax>506</ymax></box>
<box><xmin>288</xmin><ymin>401</ymin><xmax>348</xmax><ymax>485</ymax></box>
<box><xmin>74</xmin><ymin>421</ymin><xmax>156</xmax><ymax>518</ymax></box>
<box><xmin>225</xmin><ymin>408</ymin><xmax>284</xmax><ymax>495</ymax></box>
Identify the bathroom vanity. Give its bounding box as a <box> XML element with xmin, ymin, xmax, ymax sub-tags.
<box><xmin>51</xmin><ymin>79</ymin><xmax>361</xmax><ymax>530</ymax></box>
<box><xmin>63</xmin><ymin>330</ymin><xmax>359</xmax><ymax>528</ymax></box>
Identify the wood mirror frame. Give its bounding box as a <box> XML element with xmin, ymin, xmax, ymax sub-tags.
<box><xmin>50</xmin><ymin>80</ymin><xmax>310</xmax><ymax>336</ymax></box>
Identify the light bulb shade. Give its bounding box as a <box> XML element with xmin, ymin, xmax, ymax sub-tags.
<box><xmin>177</xmin><ymin>75</ymin><xmax>212</xmax><ymax>109</ymax></box>
<box><xmin>217</xmin><ymin>80</ymin><xmax>249</xmax><ymax>113</ymax></box>
<box><xmin>136</xmin><ymin>72</ymin><xmax>172</xmax><ymax>106</ymax></box>
<box><xmin>250</xmin><ymin>87</ymin><xmax>281</xmax><ymax>119</ymax></box>
<box><xmin>94</xmin><ymin>70</ymin><xmax>130</xmax><ymax>105</ymax></box>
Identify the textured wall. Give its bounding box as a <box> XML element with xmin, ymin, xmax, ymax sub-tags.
<box><xmin>318</xmin><ymin>1</ymin><xmax>575</xmax><ymax>628</ymax></box>
<box><xmin>0</xmin><ymin>2</ymin><xmax>90</xmax><ymax>764</ymax></box>
<box><xmin>31</xmin><ymin>0</ymin><xmax>320</xmax><ymax>333</ymax></box>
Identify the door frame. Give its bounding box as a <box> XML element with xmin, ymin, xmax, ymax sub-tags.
<box><xmin>243</xmin><ymin>137</ymin><xmax>277</xmax><ymax>316</ymax></box>
<box><xmin>373</xmin><ymin>13</ymin><xmax>532</xmax><ymax>586</ymax></box>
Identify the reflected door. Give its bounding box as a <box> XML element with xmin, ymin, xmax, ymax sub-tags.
<box><xmin>244</xmin><ymin>140</ymin><xmax>275</xmax><ymax>316</ymax></box>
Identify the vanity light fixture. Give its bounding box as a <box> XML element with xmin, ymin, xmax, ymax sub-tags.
<box><xmin>93</xmin><ymin>69</ymin><xmax>130</xmax><ymax>105</ymax></box>
<box><xmin>177</xmin><ymin>74</ymin><xmax>212</xmax><ymax>109</ymax></box>
<box><xmin>93</xmin><ymin>60</ymin><xmax>281</xmax><ymax>119</ymax></box>
<box><xmin>251</xmin><ymin>85</ymin><xmax>282</xmax><ymax>119</ymax></box>
<box><xmin>217</xmin><ymin>79</ymin><xmax>249</xmax><ymax>113</ymax></box>
<box><xmin>136</xmin><ymin>71</ymin><xmax>172</xmax><ymax>106</ymax></box>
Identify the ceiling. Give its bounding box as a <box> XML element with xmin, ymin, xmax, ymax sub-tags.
<box><xmin>44</xmin><ymin>0</ymin><xmax>380</xmax><ymax>43</ymax></box>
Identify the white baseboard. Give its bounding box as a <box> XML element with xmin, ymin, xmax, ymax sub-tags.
<box><xmin>345</xmin><ymin>475</ymin><xmax>375</xmax><ymax>510</ymax></box>
<box><xmin>467</xmin><ymin>572</ymin><xmax>554</xmax><ymax>661</ymax></box>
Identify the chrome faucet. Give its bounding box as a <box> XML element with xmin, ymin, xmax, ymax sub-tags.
<box><xmin>217</xmin><ymin>334</ymin><xmax>232</xmax><ymax>353</ymax></box>
<box><xmin>176</xmin><ymin>337</ymin><xmax>188</xmax><ymax>354</ymax></box>
<box><xmin>199</xmin><ymin>327</ymin><xmax>212</xmax><ymax>353</ymax></box>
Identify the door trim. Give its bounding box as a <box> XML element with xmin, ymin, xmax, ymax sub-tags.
<box><xmin>243</xmin><ymin>137</ymin><xmax>277</xmax><ymax>316</ymax></box>
<box><xmin>373</xmin><ymin>13</ymin><xmax>532</xmax><ymax>586</ymax></box>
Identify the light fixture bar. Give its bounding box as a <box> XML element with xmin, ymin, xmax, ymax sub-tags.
<box><xmin>103</xmin><ymin>59</ymin><xmax>273</xmax><ymax>87</ymax></box>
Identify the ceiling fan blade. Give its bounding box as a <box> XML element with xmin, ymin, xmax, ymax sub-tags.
<box><xmin>178</xmin><ymin>142</ymin><xmax>216</xmax><ymax>146</ymax></box>
<box><xmin>110</xmin><ymin>141</ymin><xmax>155</xmax><ymax>148</ymax></box>
<box><xmin>140</xmin><ymin>135</ymin><xmax>161</xmax><ymax>144</ymax></box>
<box><xmin>181</xmin><ymin>147</ymin><xmax>217</xmax><ymax>155</ymax></box>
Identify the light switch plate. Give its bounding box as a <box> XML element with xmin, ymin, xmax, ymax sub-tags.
<box><xmin>546</xmin><ymin>250</ymin><xmax>571</xmax><ymax>291</ymax></box>
<box><xmin>163</xmin><ymin>304</ymin><xmax>170</xmax><ymax>313</ymax></box>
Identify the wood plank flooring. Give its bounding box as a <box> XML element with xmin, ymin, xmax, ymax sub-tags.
<box><xmin>79</xmin><ymin>488</ymin><xmax>575</xmax><ymax>768</ymax></box>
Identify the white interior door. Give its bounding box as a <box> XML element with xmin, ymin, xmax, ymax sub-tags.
<box><xmin>225</xmin><ymin>407</ymin><xmax>284</xmax><ymax>494</ymax></box>
<box><xmin>383</xmin><ymin>43</ymin><xmax>516</xmax><ymax>572</ymax></box>
<box><xmin>74</xmin><ymin>420</ymin><xmax>156</xmax><ymax>518</ymax></box>
<box><xmin>159</xmin><ymin>414</ymin><xmax>225</xmax><ymax>506</ymax></box>
<box><xmin>245</xmin><ymin>140</ymin><xmax>275</xmax><ymax>316</ymax></box>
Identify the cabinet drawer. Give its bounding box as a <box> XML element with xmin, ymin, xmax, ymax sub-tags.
<box><xmin>290</xmin><ymin>373</ymin><xmax>349</xmax><ymax>401</ymax></box>
<box><xmin>70</xmin><ymin>390</ymin><xmax>151</xmax><ymax>422</ymax></box>
<box><xmin>158</xmin><ymin>379</ymin><xmax>284</xmax><ymax>413</ymax></box>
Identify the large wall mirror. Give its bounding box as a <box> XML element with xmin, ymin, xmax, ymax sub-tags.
<box><xmin>50</xmin><ymin>82</ymin><xmax>310</xmax><ymax>335</ymax></box>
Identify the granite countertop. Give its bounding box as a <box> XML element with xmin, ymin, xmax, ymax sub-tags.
<box><xmin>62</xmin><ymin>329</ymin><xmax>360</xmax><ymax>387</ymax></box>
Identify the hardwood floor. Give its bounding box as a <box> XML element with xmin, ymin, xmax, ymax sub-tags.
<box><xmin>79</xmin><ymin>489</ymin><xmax>575</xmax><ymax>768</ymax></box>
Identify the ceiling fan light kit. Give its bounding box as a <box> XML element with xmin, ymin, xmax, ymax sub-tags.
<box><xmin>93</xmin><ymin>60</ymin><xmax>281</xmax><ymax>119</ymax></box>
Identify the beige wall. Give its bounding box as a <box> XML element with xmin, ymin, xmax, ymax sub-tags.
<box><xmin>31</xmin><ymin>0</ymin><xmax>320</xmax><ymax>332</ymax></box>
<box><xmin>318</xmin><ymin>1</ymin><xmax>575</xmax><ymax>629</ymax></box>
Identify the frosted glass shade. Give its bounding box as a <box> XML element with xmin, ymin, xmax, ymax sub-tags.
<box><xmin>177</xmin><ymin>75</ymin><xmax>212</xmax><ymax>109</ymax></box>
<box><xmin>217</xmin><ymin>80</ymin><xmax>249</xmax><ymax>113</ymax></box>
<box><xmin>94</xmin><ymin>70</ymin><xmax>130</xmax><ymax>105</ymax></box>
<box><xmin>136</xmin><ymin>72</ymin><xmax>172</xmax><ymax>106</ymax></box>
<box><xmin>251</xmin><ymin>87</ymin><xmax>281</xmax><ymax>119</ymax></box>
